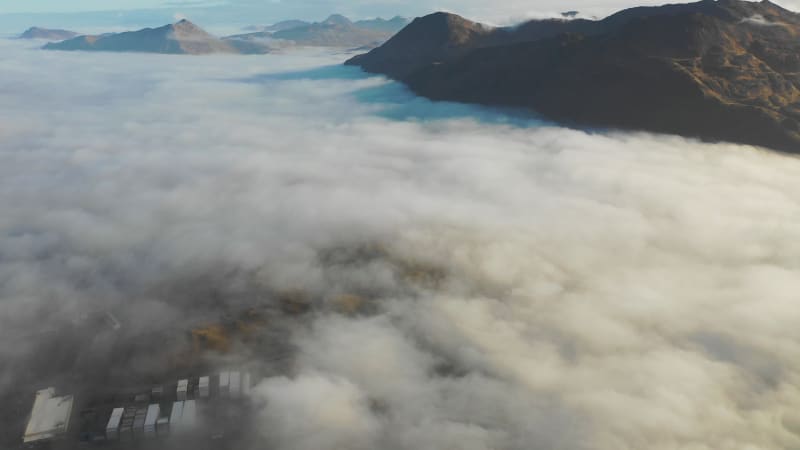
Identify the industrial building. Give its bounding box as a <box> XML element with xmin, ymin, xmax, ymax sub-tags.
<box><xmin>230</xmin><ymin>372</ymin><xmax>241</xmax><ymax>399</ymax></box>
<box><xmin>104</xmin><ymin>408</ymin><xmax>124</xmax><ymax>441</ymax></box>
<box><xmin>199</xmin><ymin>376</ymin><xmax>210</xmax><ymax>399</ymax></box>
<box><xmin>168</xmin><ymin>401</ymin><xmax>183</xmax><ymax>434</ymax></box>
<box><xmin>25</xmin><ymin>370</ymin><xmax>254</xmax><ymax>447</ymax></box>
<box><xmin>219</xmin><ymin>371</ymin><xmax>230</xmax><ymax>398</ymax></box>
<box><xmin>22</xmin><ymin>388</ymin><xmax>74</xmax><ymax>444</ymax></box>
<box><xmin>177</xmin><ymin>379</ymin><xmax>188</xmax><ymax>401</ymax></box>
<box><xmin>143</xmin><ymin>404</ymin><xmax>160</xmax><ymax>438</ymax></box>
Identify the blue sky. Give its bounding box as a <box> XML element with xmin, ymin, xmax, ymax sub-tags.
<box><xmin>0</xmin><ymin>1</ymin><xmax>230</xmax><ymax>14</ymax></box>
<box><xmin>0</xmin><ymin>1</ymin><xmax>165</xmax><ymax>13</ymax></box>
<box><xmin>2</xmin><ymin>0</ymin><xmax>799</xmax><ymax>15</ymax></box>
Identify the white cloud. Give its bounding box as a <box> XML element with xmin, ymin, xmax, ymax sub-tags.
<box><xmin>254</xmin><ymin>374</ymin><xmax>381</xmax><ymax>450</ymax></box>
<box><xmin>741</xmin><ymin>13</ymin><xmax>783</xmax><ymax>26</ymax></box>
<box><xmin>2</xmin><ymin>39</ymin><xmax>800</xmax><ymax>449</ymax></box>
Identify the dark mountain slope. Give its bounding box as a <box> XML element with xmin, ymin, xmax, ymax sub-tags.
<box><xmin>344</xmin><ymin>11</ymin><xmax>622</xmax><ymax>80</ymax></box>
<box><xmin>346</xmin><ymin>12</ymin><xmax>494</xmax><ymax>79</ymax></box>
<box><xmin>347</xmin><ymin>0</ymin><xmax>800</xmax><ymax>152</ymax></box>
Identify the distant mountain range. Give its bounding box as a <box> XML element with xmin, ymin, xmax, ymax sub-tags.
<box><xmin>264</xmin><ymin>20</ymin><xmax>312</xmax><ymax>33</ymax></box>
<box><xmin>43</xmin><ymin>20</ymin><xmax>272</xmax><ymax>54</ymax></box>
<box><xmin>231</xmin><ymin>14</ymin><xmax>409</xmax><ymax>49</ymax></box>
<box><xmin>19</xmin><ymin>27</ymin><xmax>78</xmax><ymax>41</ymax></box>
<box><xmin>348</xmin><ymin>0</ymin><xmax>800</xmax><ymax>153</ymax></box>
<box><xmin>353</xmin><ymin>16</ymin><xmax>410</xmax><ymax>32</ymax></box>
<box><xmin>41</xmin><ymin>14</ymin><xmax>409</xmax><ymax>55</ymax></box>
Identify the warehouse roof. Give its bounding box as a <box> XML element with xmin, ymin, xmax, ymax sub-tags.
<box><xmin>23</xmin><ymin>388</ymin><xmax>74</xmax><ymax>443</ymax></box>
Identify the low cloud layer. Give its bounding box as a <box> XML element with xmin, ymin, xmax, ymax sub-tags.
<box><xmin>2</xmin><ymin>39</ymin><xmax>800</xmax><ymax>449</ymax></box>
<box><xmin>742</xmin><ymin>13</ymin><xmax>784</xmax><ymax>26</ymax></box>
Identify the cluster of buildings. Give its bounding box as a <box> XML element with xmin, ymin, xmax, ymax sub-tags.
<box><xmin>22</xmin><ymin>370</ymin><xmax>254</xmax><ymax>447</ymax></box>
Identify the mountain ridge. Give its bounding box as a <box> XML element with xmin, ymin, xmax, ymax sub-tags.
<box><xmin>19</xmin><ymin>27</ymin><xmax>79</xmax><ymax>41</ymax></box>
<box><xmin>43</xmin><ymin>20</ymin><xmax>270</xmax><ymax>54</ymax></box>
<box><xmin>347</xmin><ymin>0</ymin><xmax>800</xmax><ymax>152</ymax></box>
<box><xmin>229</xmin><ymin>14</ymin><xmax>409</xmax><ymax>48</ymax></box>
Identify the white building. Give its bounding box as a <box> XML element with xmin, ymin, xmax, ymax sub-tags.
<box><xmin>177</xmin><ymin>379</ymin><xmax>189</xmax><ymax>401</ymax></box>
<box><xmin>169</xmin><ymin>400</ymin><xmax>184</xmax><ymax>430</ymax></box>
<box><xmin>143</xmin><ymin>404</ymin><xmax>160</xmax><ymax>438</ymax></box>
<box><xmin>219</xmin><ymin>372</ymin><xmax>230</xmax><ymax>398</ymax></box>
<box><xmin>229</xmin><ymin>372</ymin><xmax>241</xmax><ymax>399</ymax></box>
<box><xmin>105</xmin><ymin>407</ymin><xmax>124</xmax><ymax>441</ymax></box>
<box><xmin>182</xmin><ymin>400</ymin><xmax>197</xmax><ymax>429</ymax></box>
<box><xmin>198</xmin><ymin>376</ymin><xmax>210</xmax><ymax>398</ymax></box>
<box><xmin>23</xmin><ymin>388</ymin><xmax>74</xmax><ymax>444</ymax></box>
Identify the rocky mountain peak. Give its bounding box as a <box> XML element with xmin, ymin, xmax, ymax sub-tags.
<box><xmin>323</xmin><ymin>14</ymin><xmax>353</xmax><ymax>26</ymax></box>
<box><xmin>170</xmin><ymin>19</ymin><xmax>205</xmax><ymax>33</ymax></box>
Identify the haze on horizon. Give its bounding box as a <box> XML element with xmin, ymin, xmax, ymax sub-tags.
<box><xmin>3</xmin><ymin>0</ymin><xmax>800</xmax><ymax>32</ymax></box>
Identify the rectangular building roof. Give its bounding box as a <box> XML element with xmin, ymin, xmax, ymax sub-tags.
<box><xmin>182</xmin><ymin>400</ymin><xmax>197</xmax><ymax>429</ymax></box>
<box><xmin>23</xmin><ymin>388</ymin><xmax>74</xmax><ymax>443</ymax></box>
<box><xmin>169</xmin><ymin>401</ymin><xmax>184</xmax><ymax>427</ymax></box>
<box><xmin>106</xmin><ymin>408</ymin><xmax>124</xmax><ymax>432</ymax></box>
<box><xmin>144</xmin><ymin>404</ymin><xmax>160</xmax><ymax>427</ymax></box>
<box><xmin>230</xmin><ymin>372</ymin><xmax>241</xmax><ymax>398</ymax></box>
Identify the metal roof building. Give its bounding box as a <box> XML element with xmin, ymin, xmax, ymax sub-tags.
<box><xmin>198</xmin><ymin>376</ymin><xmax>210</xmax><ymax>398</ymax></box>
<box><xmin>144</xmin><ymin>404</ymin><xmax>160</xmax><ymax>438</ymax></box>
<box><xmin>23</xmin><ymin>388</ymin><xmax>74</xmax><ymax>444</ymax></box>
<box><xmin>182</xmin><ymin>400</ymin><xmax>197</xmax><ymax>429</ymax></box>
<box><xmin>219</xmin><ymin>371</ymin><xmax>230</xmax><ymax>397</ymax></box>
<box><xmin>177</xmin><ymin>379</ymin><xmax>189</xmax><ymax>401</ymax></box>
<box><xmin>169</xmin><ymin>400</ymin><xmax>184</xmax><ymax>431</ymax></box>
<box><xmin>230</xmin><ymin>372</ymin><xmax>241</xmax><ymax>399</ymax></box>
<box><xmin>105</xmin><ymin>407</ymin><xmax>124</xmax><ymax>441</ymax></box>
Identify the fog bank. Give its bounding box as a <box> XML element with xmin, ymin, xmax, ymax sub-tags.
<box><xmin>1</xmin><ymin>39</ymin><xmax>800</xmax><ymax>449</ymax></box>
